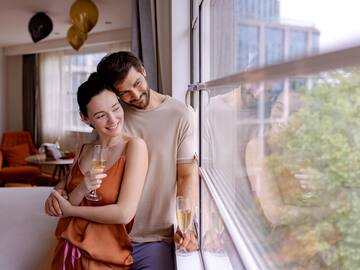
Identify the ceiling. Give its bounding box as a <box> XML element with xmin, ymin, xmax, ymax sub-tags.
<box><xmin>0</xmin><ymin>0</ymin><xmax>132</xmax><ymax>47</ymax></box>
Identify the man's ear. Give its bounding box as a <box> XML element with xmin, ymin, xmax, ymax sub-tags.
<box><xmin>80</xmin><ymin>112</ymin><xmax>90</xmax><ymax>125</ymax></box>
<box><xmin>141</xmin><ymin>66</ymin><xmax>147</xmax><ymax>77</ymax></box>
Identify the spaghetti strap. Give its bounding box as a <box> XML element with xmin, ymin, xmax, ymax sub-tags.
<box><xmin>65</xmin><ymin>144</ymin><xmax>87</xmax><ymax>189</ymax></box>
<box><xmin>120</xmin><ymin>140</ymin><xmax>131</xmax><ymax>160</ymax></box>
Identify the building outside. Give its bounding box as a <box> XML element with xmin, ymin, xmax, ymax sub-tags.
<box><xmin>210</xmin><ymin>0</ymin><xmax>320</xmax><ymax>93</ymax></box>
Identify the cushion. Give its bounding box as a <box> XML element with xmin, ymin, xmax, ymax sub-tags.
<box><xmin>4</xmin><ymin>144</ymin><xmax>30</xmax><ymax>167</ymax></box>
<box><xmin>4</xmin><ymin>183</ymin><xmax>33</xmax><ymax>188</ymax></box>
<box><xmin>0</xmin><ymin>166</ymin><xmax>40</xmax><ymax>182</ymax></box>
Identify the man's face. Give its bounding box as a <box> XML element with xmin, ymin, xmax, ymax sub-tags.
<box><xmin>113</xmin><ymin>66</ymin><xmax>150</xmax><ymax>110</ymax></box>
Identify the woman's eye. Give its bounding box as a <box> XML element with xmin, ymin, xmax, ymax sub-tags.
<box><xmin>95</xmin><ymin>114</ymin><xmax>105</xmax><ymax>119</ymax></box>
<box><xmin>113</xmin><ymin>106</ymin><xmax>120</xmax><ymax>112</ymax></box>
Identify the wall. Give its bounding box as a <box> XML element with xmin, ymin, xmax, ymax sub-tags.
<box><xmin>0</xmin><ymin>48</ymin><xmax>5</xmax><ymax>133</ymax></box>
<box><xmin>171</xmin><ymin>0</ymin><xmax>191</xmax><ymax>103</ymax></box>
<box><xmin>5</xmin><ymin>55</ymin><xmax>23</xmax><ymax>131</ymax></box>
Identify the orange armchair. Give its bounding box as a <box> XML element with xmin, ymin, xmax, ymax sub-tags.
<box><xmin>0</xmin><ymin>131</ymin><xmax>41</xmax><ymax>185</ymax></box>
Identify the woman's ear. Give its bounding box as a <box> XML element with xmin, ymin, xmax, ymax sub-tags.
<box><xmin>80</xmin><ymin>112</ymin><xmax>90</xmax><ymax>126</ymax></box>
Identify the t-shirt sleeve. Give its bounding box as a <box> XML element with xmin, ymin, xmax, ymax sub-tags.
<box><xmin>177</xmin><ymin>106</ymin><xmax>196</xmax><ymax>164</ymax></box>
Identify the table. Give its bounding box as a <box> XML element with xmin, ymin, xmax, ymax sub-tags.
<box><xmin>26</xmin><ymin>154</ymin><xmax>74</xmax><ymax>185</ymax></box>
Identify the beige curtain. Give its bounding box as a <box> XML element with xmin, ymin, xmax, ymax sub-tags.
<box><xmin>39</xmin><ymin>51</ymin><xmax>68</xmax><ymax>146</ymax></box>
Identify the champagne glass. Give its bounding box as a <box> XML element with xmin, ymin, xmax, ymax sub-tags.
<box><xmin>85</xmin><ymin>145</ymin><xmax>107</xmax><ymax>201</ymax></box>
<box><xmin>176</xmin><ymin>196</ymin><xmax>192</xmax><ymax>255</ymax></box>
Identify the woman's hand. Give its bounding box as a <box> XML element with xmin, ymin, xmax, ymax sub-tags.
<box><xmin>81</xmin><ymin>168</ymin><xmax>107</xmax><ymax>193</ymax></box>
<box><xmin>52</xmin><ymin>191</ymin><xmax>73</xmax><ymax>217</ymax></box>
<box><xmin>45</xmin><ymin>189</ymin><xmax>68</xmax><ymax>216</ymax></box>
<box><xmin>294</xmin><ymin>167</ymin><xmax>324</xmax><ymax>192</ymax></box>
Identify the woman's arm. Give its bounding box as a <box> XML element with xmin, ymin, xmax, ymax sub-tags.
<box><xmin>245</xmin><ymin>139</ymin><xmax>327</xmax><ymax>226</ymax></box>
<box><xmin>53</xmin><ymin>138</ymin><xmax>148</xmax><ymax>224</ymax></box>
<box><xmin>62</xmin><ymin>144</ymin><xmax>106</xmax><ymax>206</ymax></box>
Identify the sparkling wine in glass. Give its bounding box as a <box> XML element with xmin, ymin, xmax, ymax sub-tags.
<box><xmin>176</xmin><ymin>196</ymin><xmax>192</xmax><ymax>255</ymax></box>
<box><xmin>85</xmin><ymin>145</ymin><xmax>107</xmax><ymax>201</ymax></box>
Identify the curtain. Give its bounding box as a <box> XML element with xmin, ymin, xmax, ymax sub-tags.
<box><xmin>39</xmin><ymin>51</ymin><xmax>70</xmax><ymax>148</ymax></box>
<box><xmin>22</xmin><ymin>54</ymin><xmax>38</xmax><ymax>145</ymax></box>
<box><xmin>131</xmin><ymin>0</ymin><xmax>171</xmax><ymax>96</ymax></box>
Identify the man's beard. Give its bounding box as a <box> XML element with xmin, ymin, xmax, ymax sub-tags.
<box><xmin>128</xmin><ymin>87</ymin><xmax>150</xmax><ymax>109</ymax></box>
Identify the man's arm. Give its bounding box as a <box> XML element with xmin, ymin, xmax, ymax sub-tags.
<box><xmin>175</xmin><ymin>160</ymin><xmax>199</xmax><ymax>251</ymax></box>
<box><xmin>176</xmin><ymin>161</ymin><xmax>198</xmax><ymax>202</ymax></box>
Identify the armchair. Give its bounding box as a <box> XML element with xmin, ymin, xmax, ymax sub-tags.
<box><xmin>0</xmin><ymin>131</ymin><xmax>41</xmax><ymax>185</ymax></box>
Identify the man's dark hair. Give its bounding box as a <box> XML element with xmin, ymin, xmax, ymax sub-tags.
<box><xmin>97</xmin><ymin>51</ymin><xmax>143</xmax><ymax>86</ymax></box>
<box><xmin>77</xmin><ymin>72</ymin><xmax>114</xmax><ymax>117</ymax></box>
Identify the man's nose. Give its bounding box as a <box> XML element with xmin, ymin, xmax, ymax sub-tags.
<box><xmin>130</xmin><ymin>88</ymin><xmax>141</xmax><ymax>99</ymax></box>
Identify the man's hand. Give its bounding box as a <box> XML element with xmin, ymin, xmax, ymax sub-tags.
<box><xmin>174</xmin><ymin>228</ymin><xmax>199</xmax><ymax>252</ymax></box>
<box><xmin>203</xmin><ymin>229</ymin><xmax>224</xmax><ymax>252</ymax></box>
<box><xmin>44</xmin><ymin>189</ymin><xmax>68</xmax><ymax>216</ymax></box>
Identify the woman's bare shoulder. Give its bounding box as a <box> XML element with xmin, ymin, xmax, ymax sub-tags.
<box><xmin>122</xmin><ymin>135</ymin><xmax>147</xmax><ymax>153</ymax></box>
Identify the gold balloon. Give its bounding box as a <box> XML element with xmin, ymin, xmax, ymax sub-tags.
<box><xmin>70</xmin><ymin>0</ymin><xmax>99</xmax><ymax>33</ymax></box>
<box><xmin>67</xmin><ymin>25</ymin><xmax>87</xmax><ymax>51</ymax></box>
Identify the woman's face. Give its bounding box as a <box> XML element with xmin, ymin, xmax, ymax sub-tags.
<box><xmin>83</xmin><ymin>90</ymin><xmax>124</xmax><ymax>138</ymax></box>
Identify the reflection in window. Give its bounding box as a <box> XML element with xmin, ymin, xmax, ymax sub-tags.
<box><xmin>312</xmin><ymin>32</ymin><xmax>320</xmax><ymax>54</ymax></box>
<box><xmin>196</xmin><ymin>1</ymin><xmax>360</xmax><ymax>269</ymax></box>
<box><xmin>235</xmin><ymin>0</ymin><xmax>280</xmax><ymax>21</ymax></box>
<box><xmin>201</xmin><ymin>175</ymin><xmax>246</xmax><ymax>270</ymax></box>
<box><xmin>265</xmin><ymin>28</ymin><xmax>284</xmax><ymax>65</ymax></box>
<box><xmin>288</xmin><ymin>30</ymin><xmax>307</xmax><ymax>60</ymax></box>
<box><xmin>290</xmin><ymin>78</ymin><xmax>307</xmax><ymax>91</ymax></box>
<box><xmin>200</xmin><ymin>71</ymin><xmax>360</xmax><ymax>269</ymax></box>
<box><xmin>237</xmin><ymin>25</ymin><xmax>259</xmax><ymax>70</ymax></box>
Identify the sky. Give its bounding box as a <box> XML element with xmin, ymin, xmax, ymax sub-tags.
<box><xmin>281</xmin><ymin>0</ymin><xmax>360</xmax><ymax>52</ymax></box>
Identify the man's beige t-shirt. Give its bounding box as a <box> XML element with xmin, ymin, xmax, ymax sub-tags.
<box><xmin>123</xmin><ymin>96</ymin><xmax>196</xmax><ymax>242</ymax></box>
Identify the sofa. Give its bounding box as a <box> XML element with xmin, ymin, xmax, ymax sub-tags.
<box><xmin>0</xmin><ymin>187</ymin><xmax>57</xmax><ymax>269</ymax></box>
<box><xmin>0</xmin><ymin>131</ymin><xmax>41</xmax><ymax>185</ymax></box>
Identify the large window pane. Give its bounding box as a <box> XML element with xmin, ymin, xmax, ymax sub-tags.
<box><xmin>200</xmin><ymin>69</ymin><xmax>360</xmax><ymax>269</ymax></box>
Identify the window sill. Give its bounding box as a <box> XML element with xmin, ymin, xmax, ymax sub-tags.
<box><xmin>176</xmin><ymin>251</ymin><xmax>203</xmax><ymax>270</ymax></box>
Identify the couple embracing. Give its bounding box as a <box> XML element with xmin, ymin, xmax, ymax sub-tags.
<box><xmin>45</xmin><ymin>51</ymin><xmax>198</xmax><ymax>270</ymax></box>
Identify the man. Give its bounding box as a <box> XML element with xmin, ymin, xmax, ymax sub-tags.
<box><xmin>45</xmin><ymin>51</ymin><xmax>198</xmax><ymax>270</ymax></box>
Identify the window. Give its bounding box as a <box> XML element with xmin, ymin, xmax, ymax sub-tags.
<box><xmin>39</xmin><ymin>43</ymin><xmax>130</xmax><ymax>149</ymax></box>
<box><xmin>191</xmin><ymin>0</ymin><xmax>360</xmax><ymax>269</ymax></box>
<box><xmin>65</xmin><ymin>52</ymin><xmax>107</xmax><ymax>132</ymax></box>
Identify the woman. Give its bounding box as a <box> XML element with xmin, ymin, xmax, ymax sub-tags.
<box><xmin>50</xmin><ymin>74</ymin><xmax>148</xmax><ymax>269</ymax></box>
<box><xmin>245</xmin><ymin>91</ymin><xmax>339</xmax><ymax>269</ymax></box>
